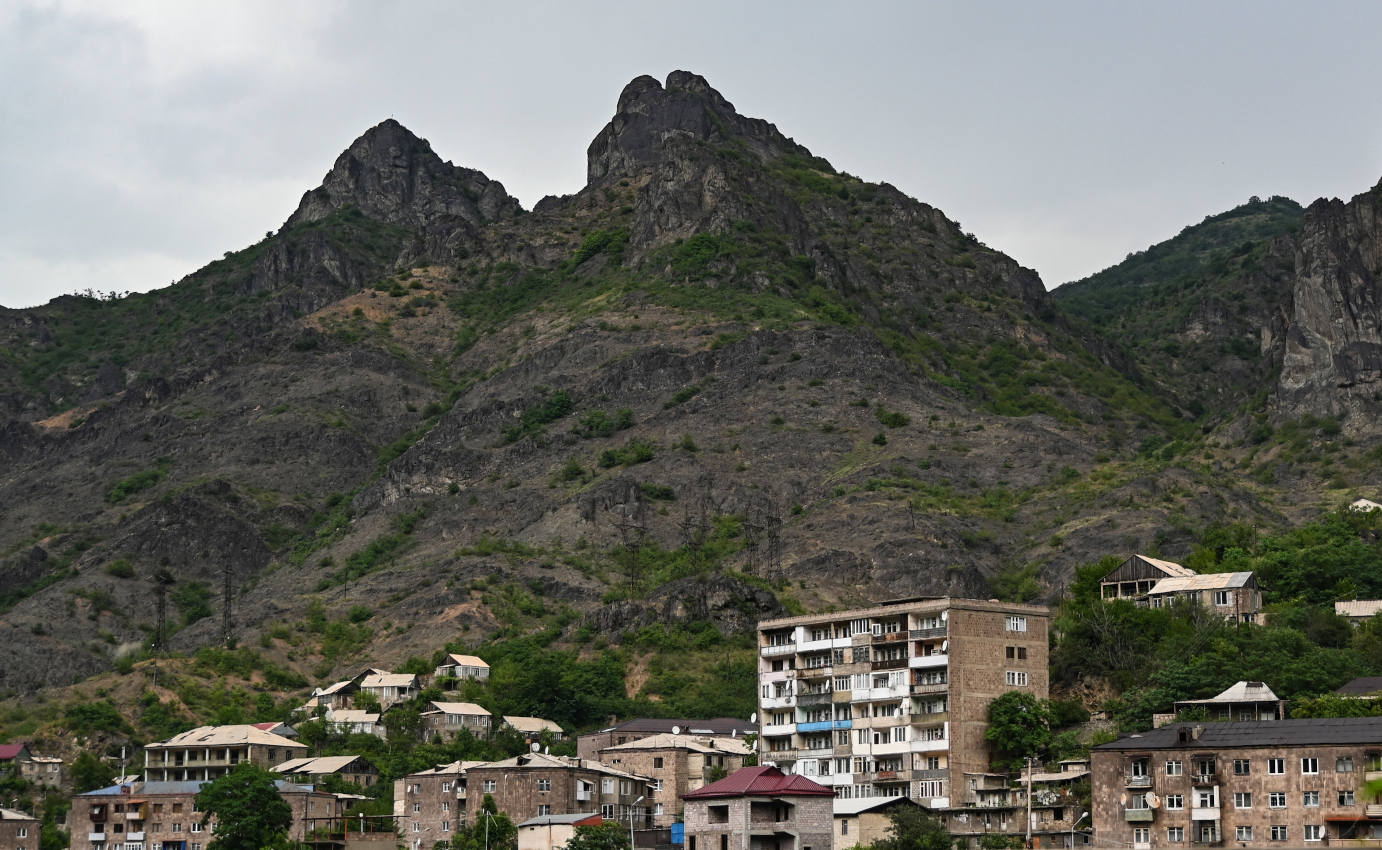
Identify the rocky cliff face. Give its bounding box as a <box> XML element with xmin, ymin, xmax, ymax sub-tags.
<box><xmin>1275</xmin><ymin>182</ymin><xmax>1382</xmax><ymax>424</ymax></box>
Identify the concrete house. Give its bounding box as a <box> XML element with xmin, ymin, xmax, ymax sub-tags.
<box><xmin>517</xmin><ymin>812</ymin><xmax>603</xmax><ymax>850</ymax></box>
<box><xmin>434</xmin><ymin>654</ymin><xmax>490</xmax><ymax>683</ymax></box>
<box><xmin>420</xmin><ymin>702</ymin><xmax>492</xmax><ymax>740</ymax></box>
<box><xmin>578</xmin><ymin>718</ymin><xmax>758</xmax><ymax>761</ymax></box>
<box><xmin>324</xmin><ymin>708</ymin><xmax>384</xmax><ymax>738</ymax></box>
<box><xmin>358</xmin><ymin>672</ymin><xmax>418</xmax><ymax>710</ymax></box>
<box><xmin>0</xmin><ymin>808</ymin><xmax>38</xmax><ymax>850</ymax></box>
<box><xmin>1336</xmin><ymin>600</ymin><xmax>1382</xmax><ymax>626</ymax></box>
<box><xmin>598</xmin><ymin>733</ymin><xmax>752</xmax><ymax>827</ymax></box>
<box><xmin>273</xmin><ymin>755</ymin><xmax>380</xmax><ymax>787</ymax></box>
<box><xmin>1145</xmin><ymin>572</ymin><xmax>1262</xmax><ymax>623</ymax></box>
<box><xmin>832</xmin><ymin>796</ymin><xmax>929</xmax><ymax>849</ymax></box>
<box><xmin>143</xmin><ymin>725</ymin><xmax>306</xmax><ymax>782</ymax></box>
<box><xmin>682</xmin><ymin>765</ymin><xmax>834</xmax><ymax>850</ymax></box>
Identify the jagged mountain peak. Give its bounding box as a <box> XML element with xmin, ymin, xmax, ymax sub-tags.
<box><xmin>286</xmin><ymin>118</ymin><xmax>522</xmax><ymax>231</ymax></box>
<box><xmin>587</xmin><ymin>70</ymin><xmax>812</xmax><ymax>186</ymax></box>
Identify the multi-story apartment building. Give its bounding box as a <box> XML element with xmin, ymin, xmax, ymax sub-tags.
<box><xmin>0</xmin><ymin>807</ymin><xmax>38</xmax><ymax>850</ymax></box>
<box><xmin>756</xmin><ymin>597</ymin><xmax>1050</xmax><ymax>817</ymax></box>
<box><xmin>144</xmin><ymin>725</ymin><xmax>306</xmax><ymax>782</ymax></box>
<box><xmin>597</xmin><ymin>733</ymin><xmax>751</xmax><ymax>827</ymax></box>
<box><xmin>1092</xmin><ymin>717</ymin><xmax>1382</xmax><ymax>848</ymax></box>
<box><xmin>396</xmin><ymin>753</ymin><xmax>654</xmax><ymax>840</ymax></box>
<box><xmin>70</xmin><ymin>778</ymin><xmax>339</xmax><ymax>850</ymax></box>
<box><xmin>577</xmin><ymin>718</ymin><xmax>758</xmax><ymax>761</ymax></box>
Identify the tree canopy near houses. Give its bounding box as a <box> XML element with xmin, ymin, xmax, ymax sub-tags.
<box><xmin>193</xmin><ymin>763</ymin><xmax>293</xmax><ymax>850</ymax></box>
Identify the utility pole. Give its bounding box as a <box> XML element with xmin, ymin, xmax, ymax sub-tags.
<box><xmin>1025</xmin><ymin>756</ymin><xmax>1035</xmax><ymax>848</ymax></box>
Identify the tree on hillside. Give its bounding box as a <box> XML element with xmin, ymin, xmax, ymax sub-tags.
<box><xmin>193</xmin><ymin>763</ymin><xmax>292</xmax><ymax>850</ymax></box>
<box><xmin>69</xmin><ymin>751</ymin><xmax>114</xmax><ymax>793</ymax></box>
<box><xmin>866</xmin><ymin>804</ymin><xmax>953</xmax><ymax>850</ymax></box>
<box><xmin>985</xmin><ymin>691</ymin><xmax>1052</xmax><ymax>772</ymax></box>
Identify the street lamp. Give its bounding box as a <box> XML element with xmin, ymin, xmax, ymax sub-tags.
<box><xmin>484</xmin><ymin>811</ymin><xmax>496</xmax><ymax>850</ymax></box>
<box><xmin>1071</xmin><ymin>811</ymin><xmax>1090</xmax><ymax>848</ymax></box>
<box><xmin>628</xmin><ymin>796</ymin><xmax>645</xmax><ymax>850</ymax></box>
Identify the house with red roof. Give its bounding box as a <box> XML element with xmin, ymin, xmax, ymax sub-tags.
<box><xmin>682</xmin><ymin>766</ymin><xmax>833</xmax><ymax>850</ymax></box>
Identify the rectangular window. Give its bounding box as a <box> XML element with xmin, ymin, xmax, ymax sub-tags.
<box><xmin>1268</xmin><ymin>792</ymin><xmax>1286</xmax><ymax>808</ymax></box>
<box><xmin>1165</xmin><ymin>760</ymin><xmax>1182</xmax><ymax>776</ymax></box>
<box><xmin>1133</xmin><ymin>827</ymin><xmax>1149</xmax><ymax>846</ymax></box>
<box><xmin>1233</xmin><ymin>758</ymin><xmax>1250</xmax><ymax>775</ymax></box>
<box><xmin>1236</xmin><ymin>826</ymin><xmax>1253</xmax><ymax>842</ymax></box>
<box><xmin>1005</xmin><ymin>671</ymin><xmax>1028</xmax><ymax>686</ymax></box>
<box><xmin>601</xmin><ymin>805</ymin><xmax>615</xmax><ymax>819</ymax></box>
<box><xmin>1006</xmin><ymin>616</ymin><xmax>1027</xmax><ymax>632</ymax></box>
<box><xmin>484</xmin><ymin>780</ymin><xmax>497</xmax><ymax>792</ymax></box>
<box><xmin>1338</xmin><ymin>756</ymin><xmax>1355</xmax><ymax>772</ymax></box>
<box><xmin>190</xmin><ymin>824</ymin><xmax>202</xmax><ymax>834</ymax></box>
<box><xmin>1340</xmin><ymin>790</ymin><xmax>1356</xmax><ymax>805</ymax></box>
<box><xmin>441</xmin><ymin>782</ymin><xmax>451</xmax><ymax>792</ymax></box>
<box><xmin>412</xmin><ymin>803</ymin><xmax>420</xmax><ymax>813</ymax></box>
<box><xmin>1302</xmin><ymin>757</ymin><xmax>1319</xmax><ymax>774</ymax></box>
<box><xmin>1195</xmin><ymin>789</ymin><xmax>1217</xmax><ymax>809</ymax></box>
<box><xmin>1167</xmin><ymin>827</ymin><xmax>1183</xmax><ymax>843</ymax></box>
<box><xmin>1303</xmin><ymin>791</ymin><xmax>1320</xmax><ymax>807</ymax></box>
<box><xmin>537</xmin><ymin>779</ymin><xmax>551</xmax><ymax>792</ymax></box>
<box><xmin>1234</xmin><ymin>792</ymin><xmax>1251</xmax><ymax>809</ymax></box>
<box><xmin>602</xmin><ymin>779</ymin><xmax>616</xmax><ymax>795</ymax></box>
<box><xmin>1164</xmin><ymin>795</ymin><xmax>1183</xmax><ymax>810</ymax></box>
<box><xmin>653</xmin><ymin>757</ymin><xmax>664</xmax><ymax>769</ymax></box>
<box><xmin>537</xmin><ymin>805</ymin><xmax>551</xmax><ymax>816</ymax></box>
<box><xmin>442</xmin><ymin>822</ymin><xmax>450</xmax><ymax>832</ymax></box>
<box><xmin>1214</xmin><ymin>591</ymin><xmax>1230</xmax><ymax>606</ymax></box>
<box><xmin>171</xmin><ymin>825</ymin><xmax>181</xmax><ymax>834</ymax></box>
<box><xmin>1004</xmin><ymin>646</ymin><xmax>1028</xmax><ymax>660</ymax></box>
<box><xmin>1304</xmin><ymin>825</ymin><xmax>1322</xmax><ymax>842</ymax></box>
<box><xmin>1268</xmin><ymin>758</ymin><xmax>1284</xmax><ymax>774</ymax></box>
<box><xmin>1270</xmin><ymin>826</ymin><xmax>1287</xmax><ymax>842</ymax></box>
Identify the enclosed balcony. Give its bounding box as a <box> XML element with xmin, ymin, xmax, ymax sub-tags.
<box><xmin>1126</xmin><ymin>775</ymin><xmax>1152</xmax><ymax>788</ymax></box>
<box><xmin>1124</xmin><ymin>809</ymin><xmax>1153</xmax><ymax>823</ymax></box>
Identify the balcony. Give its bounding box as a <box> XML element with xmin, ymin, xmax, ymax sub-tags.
<box><xmin>910</xmin><ymin>739</ymin><xmax>948</xmax><ymax>753</ymax></box>
<box><xmin>910</xmin><ymin>627</ymin><xmax>947</xmax><ymax>639</ymax></box>
<box><xmin>798</xmin><ymin>720</ymin><xmax>851</xmax><ymax>732</ymax></box>
<box><xmin>1126</xmin><ymin>775</ymin><xmax>1152</xmax><ymax>788</ymax></box>
<box><xmin>911</xmin><ymin>682</ymin><xmax>948</xmax><ymax>696</ymax></box>
<box><xmin>761</xmin><ymin>694</ymin><xmax>795</xmax><ymax>710</ymax></box>
<box><xmin>761</xmin><ymin>723</ymin><xmax>795</xmax><ymax>736</ymax></box>
<box><xmin>88</xmin><ymin>834</ymin><xmax>106</xmax><ymax>842</ymax></box>
<box><xmin>861</xmin><ymin>770</ymin><xmax>903</xmax><ymax>783</ymax></box>
<box><xmin>872</xmin><ymin>658</ymin><xmax>908</xmax><ymax>671</ymax></box>
<box><xmin>913</xmin><ymin>768</ymin><xmax>948</xmax><ymax>781</ymax></box>
<box><xmin>911</xmin><ymin>712</ymin><xmax>949</xmax><ymax>726</ymax></box>
<box><xmin>127</xmin><ymin>832</ymin><xmax>146</xmax><ymax>841</ymax></box>
<box><xmin>874</xmin><ymin>631</ymin><xmax>909</xmax><ymax>644</ymax></box>
<box><xmin>909</xmin><ymin>654</ymin><xmax>948</xmax><ymax>669</ymax></box>
<box><xmin>798</xmin><ymin>691</ymin><xmax>833</xmax><ymax>706</ymax></box>
<box><xmin>1367</xmin><ymin>804</ymin><xmax>1382</xmax><ymax>818</ymax></box>
<box><xmin>761</xmin><ymin>644</ymin><xmax>796</xmax><ymax>657</ymax></box>
<box><xmin>1367</xmin><ymin>770</ymin><xmax>1382</xmax><ymax>783</ymax></box>
<box><xmin>1191</xmin><ymin>772</ymin><xmax>1219</xmax><ymax>786</ymax></box>
<box><xmin>1124</xmin><ymin>809</ymin><xmax>1153</xmax><ymax>823</ymax></box>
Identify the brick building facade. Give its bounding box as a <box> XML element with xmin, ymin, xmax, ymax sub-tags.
<box><xmin>598</xmin><ymin>734</ymin><xmax>751</xmax><ymax>827</ymax></box>
<box><xmin>683</xmin><ymin>766</ymin><xmax>834</xmax><ymax>850</ymax></box>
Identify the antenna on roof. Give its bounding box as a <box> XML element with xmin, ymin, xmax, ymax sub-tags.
<box><xmin>531</xmin><ymin>743</ymin><xmax>540</xmax><ymax>752</ymax></box>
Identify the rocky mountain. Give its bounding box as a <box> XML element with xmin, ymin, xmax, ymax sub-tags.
<box><xmin>0</xmin><ymin>72</ymin><xmax>1373</xmax><ymax>703</ymax></box>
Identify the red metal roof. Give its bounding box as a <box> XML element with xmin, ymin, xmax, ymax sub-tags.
<box><xmin>683</xmin><ymin>766</ymin><xmax>834</xmax><ymax>799</ymax></box>
<box><xmin>0</xmin><ymin>743</ymin><xmax>29</xmax><ymax>760</ymax></box>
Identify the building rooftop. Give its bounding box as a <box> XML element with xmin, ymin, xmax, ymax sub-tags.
<box><xmin>471</xmin><ymin>752</ymin><xmax>648</xmax><ymax>781</ymax></box>
<box><xmin>273</xmin><ymin>755</ymin><xmax>370</xmax><ymax>775</ymax></box>
<box><xmin>1177</xmin><ymin>680</ymin><xmax>1280</xmax><ymax>705</ymax></box>
<box><xmin>600</xmin><ymin>733</ymin><xmax>751</xmax><ymax>756</ymax></box>
<box><xmin>503</xmin><ymin>716</ymin><xmax>563</xmax><ymax>734</ymax></box>
<box><xmin>1129</xmin><ymin>555</ymin><xmax>1196</xmax><ymax>578</ymax></box>
<box><xmin>589</xmin><ymin>717</ymin><xmax>757</xmax><ymax>736</ymax></box>
<box><xmin>0</xmin><ymin>808</ymin><xmax>38</xmax><ymax>821</ymax></box>
<box><xmin>0</xmin><ymin>743</ymin><xmax>30</xmax><ymax>760</ymax></box>
<box><xmin>425</xmin><ymin>701</ymin><xmax>491</xmax><ymax>716</ymax></box>
<box><xmin>517</xmin><ymin>813</ymin><xmax>603</xmax><ymax>827</ymax></box>
<box><xmin>683</xmin><ymin>765</ymin><xmax>835</xmax><ymax>799</ymax></box>
<box><xmin>441</xmin><ymin>654</ymin><xmax>489</xmax><ymax>668</ymax></box>
<box><xmin>325</xmin><ymin>709</ymin><xmax>379</xmax><ymax>723</ymax></box>
<box><xmin>1148</xmin><ymin>572</ymin><xmax>1254</xmax><ymax>594</ymax></box>
<box><xmin>360</xmin><ymin>673</ymin><xmax>416</xmax><ymax>688</ymax></box>
<box><xmin>146</xmin><ymin>725</ymin><xmax>306</xmax><ymax>750</ymax></box>
<box><xmin>1336</xmin><ymin>677</ymin><xmax>1382</xmax><ymax>697</ymax></box>
<box><xmin>758</xmin><ymin>597</ymin><xmax>1050</xmax><ymax>630</ymax></box>
<box><xmin>831</xmin><ymin>796</ymin><xmax>926</xmax><ymax>816</ymax></box>
<box><xmin>80</xmin><ymin>779</ymin><xmax>317</xmax><ymax>796</ymax></box>
<box><xmin>1337</xmin><ymin>600</ymin><xmax>1382</xmax><ymax>619</ymax></box>
<box><xmin>1094</xmin><ymin>717</ymin><xmax>1382</xmax><ymax>751</ymax></box>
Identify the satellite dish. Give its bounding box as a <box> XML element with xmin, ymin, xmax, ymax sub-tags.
<box><xmin>750</xmin><ymin>712</ymin><xmax>758</xmax><ymax>723</ymax></box>
<box><xmin>941</xmin><ymin>640</ymin><xmax>949</xmax><ymax>652</ymax></box>
<box><xmin>1146</xmin><ymin>793</ymin><xmax>1160</xmax><ymax>809</ymax></box>
<box><xmin>544</xmin><ymin>746</ymin><xmax>550</xmax><ymax>754</ymax></box>
<box><xmin>671</xmin><ymin>726</ymin><xmax>681</xmax><ymax>735</ymax></box>
<box><xmin>940</xmin><ymin>611</ymin><xmax>948</xmax><ymax>621</ymax></box>
<box><xmin>1119</xmin><ymin>793</ymin><xmax>1127</xmax><ymax>806</ymax></box>
<box><xmin>530</xmin><ymin>743</ymin><xmax>540</xmax><ymax>752</ymax></box>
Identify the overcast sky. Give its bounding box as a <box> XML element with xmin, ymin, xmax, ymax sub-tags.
<box><xmin>3</xmin><ymin>1</ymin><xmax>1380</xmax><ymax>309</ymax></box>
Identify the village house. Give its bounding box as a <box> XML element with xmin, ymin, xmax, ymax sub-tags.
<box><xmin>0</xmin><ymin>743</ymin><xmax>62</xmax><ymax>787</ymax></box>
<box><xmin>1092</xmin><ymin>716</ymin><xmax>1382</xmax><ymax>847</ymax></box>
<box><xmin>357</xmin><ymin>671</ymin><xmax>418</xmax><ymax>710</ymax></box>
<box><xmin>1336</xmin><ymin>600</ymin><xmax>1382</xmax><ymax>626</ymax></box>
<box><xmin>1152</xmin><ymin>681</ymin><xmax>1285</xmax><ymax>727</ymax></box>
<box><xmin>682</xmin><ymin>765</ymin><xmax>834</xmax><ymax>850</ymax></box>
<box><xmin>1099</xmin><ymin>555</ymin><xmax>1196</xmax><ymax>601</ymax></box>
<box><xmin>833</xmin><ymin>796</ymin><xmax>929</xmax><ymax>849</ymax></box>
<box><xmin>577</xmin><ymin>718</ymin><xmax>758</xmax><ymax>761</ymax></box>
<box><xmin>70</xmin><ymin>778</ymin><xmax>339</xmax><ymax>850</ymax></box>
<box><xmin>273</xmin><ymin>755</ymin><xmax>380</xmax><ymax>788</ymax></box>
<box><xmin>0</xmin><ymin>808</ymin><xmax>38</xmax><ymax>850</ymax></box>
<box><xmin>420</xmin><ymin>701</ymin><xmax>492</xmax><ymax>740</ymax></box>
<box><xmin>1000</xmin><ymin>759</ymin><xmax>1092</xmax><ymax>848</ymax></box>
<box><xmin>1098</xmin><ymin>555</ymin><xmax>1263</xmax><ymax>623</ymax></box>
<box><xmin>597</xmin><ymin>733</ymin><xmax>752</xmax><ymax>827</ymax></box>
<box><xmin>434</xmin><ymin>654</ymin><xmax>490</xmax><ymax>683</ymax></box>
<box><xmin>143</xmin><ymin>725</ymin><xmax>306</xmax><ymax>782</ymax></box>
<box><xmin>503</xmin><ymin>716</ymin><xmax>566</xmax><ymax>741</ymax></box>
<box><xmin>1337</xmin><ymin>677</ymin><xmax>1382</xmax><ymax>699</ymax></box>
<box><xmin>517</xmin><ymin>812</ymin><xmax>603</xmax><ymax>850</ymax></box>
<box><xmin>324</xmin><ymin>708</ymin><xmax>384</xmax><ymax>738</ymax></box>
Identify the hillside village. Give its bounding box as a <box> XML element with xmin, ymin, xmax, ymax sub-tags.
<box><xmin>10</xmin><ymin>539</ymin><xmax>1382</xmax><ymax>850</ymax></box>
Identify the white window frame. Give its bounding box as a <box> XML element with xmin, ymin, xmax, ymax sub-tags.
<box><xmin>1165</xmin><ymin>760</ymin><xmax>1182</xmax><ymax>776</ymax></box>
<box><xmin>1268</xmin><ymin>757</ymin><xmax>1284</xmax><ymax>775</ymax></box>
<box><xmin>1005</xmin><ymin>671</ymin><xmax>1028</xmax><ymax>686</ymax></box>
<box><xmin>1270</xmin><ymin>825</ymin><xmax>1287</xmax><ymax>842</ymax></box>
<box><xmin>1301</xmin><ymin>757</ymin><xmax>1319</xmax><ymax>774</ymax></box>
<box><xmin>1006</xmin><ymin>616</ymin><xmax>1027</xmax><ymax>632</ymax></box>
<box><xmin>1233</xmin><ymin>791</ymin><xmax>1251</xmax><ymax>809</ymax></box>
<box><xmin>1236</xmin><ymin>826</ymin><xmax>1253</xmax><ymax>842</ymax></box>
<box><xmin>1164</xmin><ymin>794</ymin><xmax>1184</xmax><ymax>810</ymax></box>
<box><xmin>1303</xmin><ymin>790</ymin><xmax>1320</xmax><ymax>807</ymax></box>
<box><xmin>1304</xmin><ymin>824</ymin><xmax>1322</xmax><ymax>842</ymax></box>
<box><xmin>1268</xmin><ymin>792</ymin><xmax>1286</xmax><ymax>808</ymax></box>
<box><xmin>1167</xmin><ymin>826</ymin><xmax>1183</xmax><ymax>843</ymax></box>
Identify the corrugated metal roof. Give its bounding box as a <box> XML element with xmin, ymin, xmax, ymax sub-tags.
<box><xmin>1177</xmin><ymin>681</ymin><xmax>1280</xmax><ymax>705</ymax></box>
<box><xmin>360</xmin><ymin>673</ymin><xmax>416</xmax><ymax>688</ymax></box>
<box><xmin>442</xmin><ymin>654</ymin><xmax>489</xmax><ymax>668</ymax></box>
<box><xmin>1149</xmin><ymin>571</ymin><xmax>1254</xmax><ymax>594</ymax></box>
<box><xmin>1337</xmin><ymin>600</ymin><xmax>1382</xmax><ymax>619</ymax></box>
<box><xmin>517</xmin><ymin>813</ymin><xmax>603</xmax><ymax>827</ymax></box>
<box><xmin>1336</xmin><ymin>677</ymin><xmax>1382</xmax><ymax>696</ymax></box>
<box><xmin>590</xmin><ymin>717</ymin><xmax>757</xmax><ymax>736</ymax></box>
<box><xmin>503</xmin><ymin>715</ymin><xmax>563</xmax><ymax>734</ymax></box>
<box><xmin>683</xmin><ymin>766</ymin><xmax>834</xmax><ymax>799</ymax></box>
<box><xmin>146</xmin><ymin>725</ymin><xmax>306</xmax><ymax>750</ymax></box>
<box><xmin>273</xmin><ymin>755</ymin><xmax>369</xmax><ymax>775</ymax></box>
<box><xmin>1134</xmin><ymin>555</ymin><xmax>1196</xmax><ymax>577</ymax></box>
<box><xmin>425</xmin><ymin>701</ymin><xmax>490</xmax><ymax>716</ymax></box>
<box><xmin>600</xmin><ymin>733</ymin><xmax>751</xmax><ymax>756</ymax></box>
<box><xmin>832</xmin><ymin>797</ymin><xmax>926</xmax><ymax>816</ymax></box>
<box><xmin>1094</xmin><ymin>717</ymin><xmax>1382</xmax><ymax>751</ymax></box>
<box><xmin>0</xmin><ymin>808</ymin><xmax>39</xmax><ymax>821</ymax></box>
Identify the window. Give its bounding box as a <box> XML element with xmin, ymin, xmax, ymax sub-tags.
<box><xmin>1338</xmin><ymin>756</ymin><xmax>1355</xmax><ymax>772</ymax></box>
<box><xmin>1213</xmin><ymin>590</ymin><xmax>1230</xmax><ymax>606</ymax></box>
<box><xmin>1303</xmin><ymin>791</ymin><xmax>1320</xmax><ymax>807</ymax></box>
<box><xmin>602</xmin><ymin>779</ymin><xmax>616</xmax><ymax>795</ymax></box>
<box><xmin>1006</xmin><ymin>616</ymin><xmax>1027</xmax><ymax>632</ymax></box>
<box><xmin>1304</xmin><ymin>825</ymin><xmax>1322</xmax><ymax>842</ymax></box>
<box><xmin>600</xmin><ymin>805</ymin><xmax>615</xmax><ymax>819</ymax></box>
<box><xmin>654</xmin><ymin>804</ymin><xmax>663</xmax><ymax>816</ymax></box>
<box><xmin>1133</xmin><ymin>827</ymin><xmax>1149</xmax><ymax>846</ymax></box>
<box><xmin>1340</xmin><ymin>789</ymin><xmax>1356</xmax><ymax>805</ymax></box>
<box><xmin>190</xmin><ymin>824</ymin><xmax>202</xmax><ymax>834</ymax></box>
<box><xmin>442</xmin><ymin>822</ymin><xmax>450</xmax><ymax>833</ymax></box>
<box><xmin>653</xmin><ymin>757</ymin><xmax>664</xmax><ymax>769</ymax></box>
<box><xmin>1233</xmin><ymin>758</ymin><xmax>1250</xmax><ymax>775</ymax></box>
<box><xmin>442</xmin><ymin>803</ymin><xmax>450</xmax><ymax>812</ymax></box>
<box><xmin>1164</xmin><ymin>795</ymin><xmax>1183</xmax><ymax>810</ymax></box>
<box><xmin>1268</xmin><ymin>757</ymin><xmax>1284</xmax><ymax>774</ymax></box>
<box><xmin>1005</xmin><ymin>646</ymin><xmax>1027</xmax><ymax>660</ymax></box>
<box><xmin>18</xmin><ymin>827</ymin><xmax>29</xmax><ymax>838</ymax></box>
<box><xmin>1268</xmin><ymin>792</ymin><xmax>1286</xmax><ymax>808</ymax></box>
<box><xmin>650</xmin><ymin>780</ymin><xmax>664</xmax><ymax>791</ymax></box>
<box><xmin>441</xmin><ymin>782</ymin><xmax>452</xmax><ymax>792</ymax></box>
<box><xmin>1167</xmin><ymin>826</ymin><xmax>1183</xmax><ymax>843</ymax></box>
<box><xmin>537</xmin><ymin>805</ymin><xmax>551</xmax><ymax>816</ymax></box>
<box><xmin>412</xmin><ymin>823</ymin><xmax>420</xmax><ymax>833</ymax></box>
<box><xmin>1195</xmin><ymin>789</ymin><xmax>1217</xmax><ymax>809</ymax></box>
<box><xmin>483</xmin><ymin>780</ymin><xmax>497</xmax><ymax>793</ymax></box>
<box><xmin>171</xmin><ymin>825</ymin><xmax>182</xmax><ymax>834</ymax></box>
<box><xmin>412</xmin><ymin>803</ymin><xmax>420</xmax><ymax>813</ymax></box>
<box><xmin>1005</xmin><ymin>671</ymin><xmax>1028</xmax><ymax>686</ymax></box>
<box><xmin>1302</xmin><ymin>757</ymin><xmax>1319</xmax><ymax>774</ymax></box>
<box><xmin>1130</xmin><ymin>758</ymin><xmax>1148</xmax><ymax>777</ymax></box>
<box><xmin>537</xmin><ymin>779</ymin><xmax>551</xmax><ymax>792</ymax></box>
<box><xmin>1233</xmin><ymin>792</ymin><xmax>1252</xmax><ymax>809</ymax></box>
<box><xmin>1270</xmin><ymin>826</ymin><xmax>1287</xmax><ymax>842</ymax></box>
<box><xmin>1165</xmin><ymin>760</ymin><xmax>1182</xmax><ymax>776</ymax></box>
<box><xmin>1236</xmin><ymin>826</ymin><xmax>1253</xmax><ymax>842</ymax></box>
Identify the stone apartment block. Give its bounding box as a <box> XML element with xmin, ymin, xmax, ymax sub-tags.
<box><xmin>683</xmin><ymin>766</ymin><xmax>834</xmax><ymax>850</ymax></box>
<box><xmin>397</xmin><ymin>752</ymin><xmax>653</xmax><ymax>841</ymax></box>
<box><xmin>1092</xmin><ymin>717</ymin><xmax>1382</xmax><ymax>848</ymax></box>
<box><xmin>756</xmin><ymin>596</ymin><xmax>1050</xmax><ymax>827</ymax></box>
<box><xmin>597</xmin><ymin>733</ymin><xmax>751</xmax><ymax>827</ymax></box>
<box><xmin>0</xmin><ymin>808</ymin><xmax>38</xmax><ymax>850</ymax></box>
<box><xmin>578</xmin><ymin>719</ymin><xmax>758</xmax><ymax>761</ymax></box>
<box><xmin>70</xmin><ymin>779</ymin><xmax>338</xmax><ymax>850</ymax></box>
<box><xmin>143</xmin><ymin>725</ymin><xmax>305</xmax><ymax>782</ymax></box>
